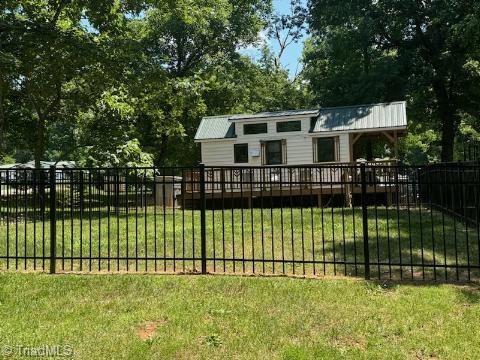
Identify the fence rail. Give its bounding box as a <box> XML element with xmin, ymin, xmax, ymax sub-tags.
<box><xmin>462</xmin><ymin>141</ymin><xmax>480</xmax><ymax>162</ymax></box>
<box><xmin>0</xmin><ymin>163</ymin><xmax>479</xmax><ymax>282</ymax></box>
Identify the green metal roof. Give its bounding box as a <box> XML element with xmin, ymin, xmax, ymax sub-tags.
<box><xmin>195</xmin><ymin>102</ymin><xmax>407</xmax><ymax>140</ymax></box>
<box><xmin>313</xmin><ymin>102</ymin><xmax>407</xmax><ymax>133</ymax></box>
<box><xmin>194</xmin><ymin>115</ymin><xmax>236</xmax><ymax>140</ymax></box>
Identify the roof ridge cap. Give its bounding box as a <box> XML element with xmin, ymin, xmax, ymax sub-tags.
<box><xmin>320</xmin><ymin>101</ymin><xmax>406</xmax><ymax>111</ymax></box>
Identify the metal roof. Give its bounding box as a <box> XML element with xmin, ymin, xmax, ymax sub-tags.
<box><xmin>0</xmin><ymin>163</ymin><xmax>20</xmax><ymax>169</ymax></box>
<box><xmin>195</xmin><ymin>110</ymin><xmax>319</xmax><ymax>140</ymax></box>
<box><xmin>13</xmin><ymin>161</ymin><xmax>76</xmax><ymax>169</ymax></box>
<box><xmin>230</xmin><ymin>109</ymin><xmax>319</xmax><ymax>121</ymax></box>
<box><xmin>195</xmin><ymin>102</ymin><xmax>407</xmax><ymax>140</ymax></box>
<box><xmin>194</xmin><ymin>115</ymin><xmax>236</xmax><ymax>140</ymax></box>
<box><xmin>312</xmin><ymin>101</ymin><xmax>407</xmax><ymax>133</ymax></box>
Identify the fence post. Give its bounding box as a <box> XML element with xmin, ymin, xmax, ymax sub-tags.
<box><xmin>79</xmin><ymin>170</ymin><xmax>84</xmax><ymax>210</ymax></box>
<box><xmin>199</xmin><ymin>163</ymin><xmax>207</xmax><ymax>274</ymax></box>
<box><xmin>49</xmin><ymin>166</ymin><xmax>57</xmax><ymax>274</ymax></box>
<box><xmin>360</xmin><ymin>163</ymin><xmax>370</xmax><ymax>280</ymax></box>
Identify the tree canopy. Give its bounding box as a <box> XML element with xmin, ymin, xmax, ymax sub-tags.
<box><xmin>1</xmin><ymin>0</ymin><xmax>312</xmax><ymax>167</ymax></box>
<box><xmin>305</xmin><ymin>0</ymin><xmax>480</xmax><ymax>162</ymax></box>
<box><xmin>1</xmin><ymin>0</ymin><xmax>479</xmax><ymax>166</ymax></box>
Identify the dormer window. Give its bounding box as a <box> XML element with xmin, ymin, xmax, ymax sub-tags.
<box><xmin>244</xmin><ymin>123</ymin><xmax>267</xmax><ymax>135</ymax></box>
<box><xmin>276</xmin><ymin>120</ymin><xmax>301</xmax><ymax>132</ymax></box>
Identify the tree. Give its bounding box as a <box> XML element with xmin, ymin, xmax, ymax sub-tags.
<box><xmin>302</xmin><ymin>25</ymin><xmax>406</xmax><ymax>106</ymax></box>
<box><xmin>81</xmin><ymin>138</ymin><xmax>154</xmax><ymax>168</ymax></box>
<box><xmin>0</xmin><ymin>0</ymin><xmax>141</xmax><ymax>167</ymax></box>
<box><xmin>306</xmin><ymin>0</ymin><xmax>480</xmax><ymax>162</ymax></box>
<box><xmin>267</xmin><ymin>0</ymin><xmax>307</xmax><ymax>74</ymax></box>
<box><xmin>2</xmin><ymin>0</ymin><xmax>313</xmax><ymax>168</ymax></box>
<box><xmin>127</xmin><ymin>0</ymin><xmax>273</xmax><ymax>166</ymax></box>
<box><xmin>141</xmin><ymin>0</ymin><xmax>271</xmax><ymax>77</ymax></box>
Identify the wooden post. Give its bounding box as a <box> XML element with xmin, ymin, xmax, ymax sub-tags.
<box><xmin>351</xmin><ymin>132</ymin><xmax>363</xmax><ymax>162</ymax></box>
<box><xmin>344</xmin><ymin>168</ymin><xmax>353</xmax><ymax>208</ymax></box>
<box><xmin>394</xmin><ymin>131</ymin><xmax>399</xmax><ymax>159</ymax></box>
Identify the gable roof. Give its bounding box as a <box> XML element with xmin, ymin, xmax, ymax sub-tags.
<box><xmin>194</xmin><ymin>115</ymin><xmax>236</xmax><ymax>140</ymax></box>
<box><xmin>313</xmin><ymin>101</ymin><xmax>407</xmax><ymax>133</ymax></box>
<box><xmin>195</xmin><ymin>102</ymin><xmax>407</xmax><ymax>140</ymax></box>
<box><xmin>194</xmin><ymin>110</ymin><xmax>319</xmax><ymax>140</ymax></box>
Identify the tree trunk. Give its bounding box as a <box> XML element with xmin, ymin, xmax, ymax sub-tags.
<box><xmin>34</xmin><ymin>114</ymin><xmax>46</xmax><ymax>168</ymax></box>
<box><xmin>155</xmin><ymin>134</ymin><xmax>169</xmax><ymax>166</ymax></box>
<box><xmin>34</xmin><ymin>114</ymin><xmax>47</xmax><ymax>203</ymax></box>
<box><xmin>362</xmin><ymin>46</ymin><xmax>371</xmax><ymax>74</ymax></box>
<box><xmin>432</xmin><ymin>79</ymin><xmax>457</xmax><ymax>163</ymax></box>
<box><xmin>25</xmin><ymin>79</ymin><xmax>48</xmax><ymax>168</ymax></box>
<box><xmin>0</xmin><ymin>79</ymin><xmax>5</xmax><ymax>156</ymax></box>
<box><xmin>440</xmin><ymin>110</ymin><xmax>456</xmax><ymax>163</ymax></box>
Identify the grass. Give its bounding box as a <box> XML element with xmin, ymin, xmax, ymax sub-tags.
<box><xmin>1</xmin><ymin>205</ymin><xmax>479</xmax><ymax>280</ymax></box>
<box><xmin>0</xmin><ymin>273</ymin><xmax>479</xmax><ymax>359</ymax></box>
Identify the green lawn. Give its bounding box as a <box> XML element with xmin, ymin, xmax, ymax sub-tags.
<box><xmin>1</xmin><ymin>206</ymin><xmax>479</xmax><ymax>280</ymax></box>
<box><xmin>0</xmin><ymin>273</ymin><xmax>479</xmax><ymax>359</ymax></box>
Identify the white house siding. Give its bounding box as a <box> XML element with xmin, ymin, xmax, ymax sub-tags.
<box><xmin>200</xmin><ymin>117</ymin><xmax>351</xmax><ymax>166</ymax></box>
<box><xmin>201</xmin><ymin>141</ymin><xmax>234</xmax><ymax>166</ymax></box>
<box><xmin>339</xmin><ymin>133</ymin><xmax>351</xmax><ymax>162</ymax></box>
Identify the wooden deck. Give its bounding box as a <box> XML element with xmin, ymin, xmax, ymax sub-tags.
<box><xmin>179</xmin><ymin>161</ymin><xmax>401</xmax><ymax>207</ymax></box>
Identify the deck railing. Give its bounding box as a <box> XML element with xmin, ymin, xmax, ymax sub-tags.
<box><xmin>183</xmin><ymin>160</ymin><xmax>398</xmax><ymax>193</ymax></box>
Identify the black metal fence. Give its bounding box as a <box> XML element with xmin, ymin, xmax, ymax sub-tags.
<box><xmin>419</xmin><ymin>163</ymin><xmax>480</xmax><ymax>225</ymax></box>
<box><xmin>462</xmin><ymin>141</ymin><xmax>480</xmax><ymax>162</ymax></box>
<box><xmin>0</xmin><ymin>163</ymin><xmax>479</xmax><ymax>282</ymax></box>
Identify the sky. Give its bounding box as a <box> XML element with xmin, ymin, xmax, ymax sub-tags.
<box><xmin>240</xmin><ymin>0</ymin><xmax>308</xmax><ymax>77</ymax></box>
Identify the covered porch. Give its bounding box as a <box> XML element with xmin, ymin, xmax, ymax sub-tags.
<box><xmin>349</xmin><ymin>129</ymin><xmax>405</xmax><ymax>162</ymax></box>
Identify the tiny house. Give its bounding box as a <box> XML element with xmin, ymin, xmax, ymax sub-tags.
<box><xmin>187</xmin><ymin>102</ymin><xmax>408</xmax><ymax>208</ymax></box>
<box><xmin>195</xmin><ymin>102</ymin><xmax>407</xmax><ymax>166</ymax></box>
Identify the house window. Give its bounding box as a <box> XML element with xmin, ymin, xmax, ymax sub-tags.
<box><xmin>234</xmin><ymin>143</ymin><xmax>249</xmax><ymax>163</ymax></box>
<box><xmin>244</xmin><ymin>123</ymin><xmax>267</xmax><ymax>135</ymax></box>
<box><xmin>314</xmin><ymin>137</ymin><xmax>337</xmax><ymax>163</ymax></box>
<box><xmin>262</xmin><ymin>140</ymin><xmax>286</xmax><ymax>165</ymax></box>
<box><xmin>276</xmin><ymin>120</ymin><xmax>301</xmax><ymax>133</ymax></box>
